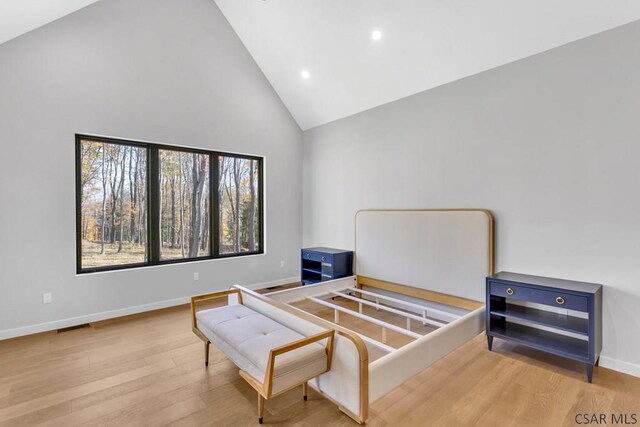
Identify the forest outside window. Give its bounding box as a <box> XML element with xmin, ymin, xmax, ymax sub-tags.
<box><xmin>76</xmin><ymin>135</ymin><xmax>264</xmax><ymax>273</ymax></box>
<box><xmin>218</xmin><ymin>155</ymin><xmax>261</xmax><ymax>255</ymax></box>
<box><xmin>160</xmin><ymin>149</ymin><xmax>210</xmax><ymax>260</ymax></box>
<box><xmin>78</xmin><ymin>140</ymin><xmax>148</xmax><ymax>269</ymax></box>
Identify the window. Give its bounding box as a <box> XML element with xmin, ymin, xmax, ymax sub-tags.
<box><xmin>77</xmin><ymin>140</ymin><xmax>148</xmax><ymax>269</ymax></box>
<box><xmin>76</xmin><ymin>135</ymin><xmax>263</xmax><ymax>273</ymax></box>
<box><xmin>218</xmin><ymin>155</ymin><xmax>261</xmax><ymax>255</ymax></box>
<box><xmin>160</xmin><ymin>149</ymin><xmax>210</xmax><ymax>260</ymax></box>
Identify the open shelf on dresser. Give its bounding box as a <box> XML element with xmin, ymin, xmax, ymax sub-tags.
<box><xmin>489</xmin><ymin>303</ymin><xmax>588</xmax><ymax>336</ymax></box>
<box><xmin>489</xmin><ymin>321</ymin><xmax>589</xmax><ymax>361</ymax></box>
<box><xmin>486</xmin><ymin>272</ymin><xmax>602</xmax><ymax>383</ymax></box>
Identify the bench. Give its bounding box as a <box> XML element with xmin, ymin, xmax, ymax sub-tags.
<box><xmin>191</xmin><ymin>288</ymin><xmax>335</xmax><ymax>424</ymax></box>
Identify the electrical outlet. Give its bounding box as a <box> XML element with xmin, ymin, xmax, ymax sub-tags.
<box><xmin>43</xmin><ymin>293</ymin><xmax>52</xmax><ymax>304</ymax></box>
<box><xmin>193</xmin><ymin>272</ymin><xmax>199</xmax><ymax>281</ymax></box>
<box><xmin>280</xmin><ymin>260</ymin><xmax>285</xmax><ymax>268</ymax></box>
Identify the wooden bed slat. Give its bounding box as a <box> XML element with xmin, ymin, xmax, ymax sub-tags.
<box><xmin>357</xmin><ymin>276</ymin><xmax>484</xmax><ymax>311</ymax></box>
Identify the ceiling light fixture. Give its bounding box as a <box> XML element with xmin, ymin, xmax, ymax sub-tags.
<box><xmin>301</xmin><ymin>70</ymin><xmax>311</xmax><ymax>80</ymax></box>
<box><xmin>371</xmin><ymin>30</ymin><xmax>382</xmax><ymax>41</ymax></box>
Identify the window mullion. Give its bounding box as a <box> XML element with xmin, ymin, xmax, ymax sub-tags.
<box><xmin>258</xmin><ymin>158</ymin><xmax>264</xmax><ymax>253</ymax></box>
<box><xmin>211</xmin><ymin>153</ymin><xmax>220</xmax><ymax>257</ymax></box>
<box><xmin>148</xmin><ymin>146</ymin><xmax>160</xmax><ymax>264</ymax></box>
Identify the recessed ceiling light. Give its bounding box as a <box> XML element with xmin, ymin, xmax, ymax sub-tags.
<box><xmin>301</xmin><ymin>70</ymin><xmax>311</xmax><ymax>80</ymax></box>
<box><xmin>371</xmin><ymin>30</ymin><xmax>382</xmax><ymax>41</ymax></box>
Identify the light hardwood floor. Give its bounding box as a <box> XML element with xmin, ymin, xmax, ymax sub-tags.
<box><xmin>0</xmin><ymin>303</ymin><xmax>638</xmax><ymax>426</ymax></box>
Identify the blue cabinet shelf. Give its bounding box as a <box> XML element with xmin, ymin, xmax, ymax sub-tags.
<box><xmin>489</xmin><ymin>321</ymin><xmax>589</xmax><ymax>361</ymax></box>
<box><xmin>489</xmin><ymin>303</ymin><xmax>588</xmax><ymax>336</ymax></box>
<box><xmin>301</xmin><ymin>247</ymin><xmax>353</xmax><ymax>285</ymax></box>
<box><xmin>486</xmin><ymin>272</ymin><xmax>602</xmax><ymax>383</ymax></box>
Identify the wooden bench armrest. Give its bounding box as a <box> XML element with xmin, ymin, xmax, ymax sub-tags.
<box><xmin>263</xmin><ymin>329</ymin><xmax>335</xmax><ymax>397</ymax></box>
<box><xmin>190</xmin><ymin>288</ymin><xmax>243</xmax><ymax>329</ymax></box>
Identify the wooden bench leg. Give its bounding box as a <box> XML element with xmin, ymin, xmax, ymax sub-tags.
<box><xmin>204</xmin><ymin>341</ymin><xmax>210</xmax><ymax>367</ymax></box>
<box><xmin>302</xmin><ymin>382</ymin><xmax>308</xmax><ymax>401</ymax></box>
<box><xmin>258</xmin><ymin>393</ymin><xmax>265</xmax><ymax>424</ymax></box>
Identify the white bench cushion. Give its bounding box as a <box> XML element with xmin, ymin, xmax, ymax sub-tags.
<box><xmin>196</xmin><ymin>304</ymin><xmax>328</xmax><ymax>394</ymax></box>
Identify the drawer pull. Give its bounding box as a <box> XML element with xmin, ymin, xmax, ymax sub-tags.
<box><xmin>306</xmin><ymin>254</ymin><xmax>310</xmax><ymax>259</ymax></box>
<box><xmin>556</xmin><ymin>296</ymin><xmax>565</xmax><ymax>305</ymax></box>
<box><xmin>321</xmin><ymin>256</ymin><xmax>326</xmax><ymax>262</ymax></box>
<box><xmin>506</xmin><ymin>288</ymin><xmax>514</xmax><ymax>295</ymax></box>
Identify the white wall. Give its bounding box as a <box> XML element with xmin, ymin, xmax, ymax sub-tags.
<box><xmin>0</xmin><ymin>0</ymin><xmax>302</xmax><ymax>337</ymax></box>
<box><xmin>303</xmin><ymin>21</ymin><xmax>640</xmax><ymax>376</ymax></box>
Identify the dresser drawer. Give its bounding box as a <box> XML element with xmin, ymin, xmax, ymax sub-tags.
<box><xmin>490</xmin><ymin>281</ymin><xmax>588</xmax><ymax>312</ymax></box>
<box><xmin>302</xmin><ymin>251</ymin><xmax>331</xmax><ymax>263</ymax></box>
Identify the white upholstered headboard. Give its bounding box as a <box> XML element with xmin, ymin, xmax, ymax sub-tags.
<box><xmin>355</xmin><ymin>209</ymin><xmax>494</xmax><ymax>302</ymax></box>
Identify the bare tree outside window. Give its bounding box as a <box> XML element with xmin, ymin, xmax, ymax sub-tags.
<box><xmin>159</xmin><ymin>150</ymin><xmax>210</xmax><ymax>260</ymax></box>
<box><xmin>79</xmin><ymin>140</ymin><xmax>147</xmax><ymax>269</ymax></box>
<box><xmin>218</xmin><ymin>156</ymin><xmax>260</xmax><ymax>254</ymax></box>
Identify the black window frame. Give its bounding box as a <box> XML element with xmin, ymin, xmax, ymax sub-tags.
<box><xmin>75</xmin><ymin>134</ymin><xmax>264</xmax><ymax>274</ymax></box>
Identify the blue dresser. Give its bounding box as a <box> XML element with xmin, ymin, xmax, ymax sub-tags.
<box><xmin>301</xmin><ymin>247</ymin><xmax>353</xmax><ymax>285</ymax></box>
<box><xmin>486</xmin><ymin>272</ymin><xmax>602</xmax><ymax>382</ymax></box>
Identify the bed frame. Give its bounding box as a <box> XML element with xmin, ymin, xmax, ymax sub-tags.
<box><xmin>264</xmin><ymin>209</ymin><xmax>495</xmax><ymax>423</ymax></box>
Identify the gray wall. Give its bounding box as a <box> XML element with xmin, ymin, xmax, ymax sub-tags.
<box><xmin>0</xmin><ymin>0</ymin><xmax>302</xmax><ymax>336</ymax></box>
<box><xmin>303</xmin><ymin>21</ymin><xmax>640</xmax><ymax>375</ymax></box>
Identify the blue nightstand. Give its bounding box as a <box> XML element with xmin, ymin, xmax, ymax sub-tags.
<box><xmin>301</xmin><ymin>247</ymin><xmax>353</xmax><ymax>285</ymax></box>
<box><xmin>486</xmin><ymin>272</ymin><xmax>602</xmax><ymax>382</ymax></box>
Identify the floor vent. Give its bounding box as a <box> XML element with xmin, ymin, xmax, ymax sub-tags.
<box><xmin>57</xmin><ymin>323</ymin><xmax>90</xmax><ymax>333</ymax></box>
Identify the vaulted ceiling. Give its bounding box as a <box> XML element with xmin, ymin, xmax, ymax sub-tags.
<box><xmin>214</xmin><ymin>0</ymin><xmax>640</xmax><ymax>130</ymax></box>
<box><xmin>2</xmin><ymin>1</ymin><xmax>640</xmax><ymax>130</ymax></box>
<box><xmin>0</xmin><ymin>0</ymin><xmax>98</xmax><ymax>46</ymax></box>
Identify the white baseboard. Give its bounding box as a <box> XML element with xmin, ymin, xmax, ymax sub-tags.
<box><xmin>599</xmin><ymin>355</ymin><xmax>640</xmax><ymax>378</ymax></box>
<box><xmin>0</xmin><ymin>276</ymin><xmax>300</xmax><ymax>341</ymax></box>
<box><xmin>0</xmin><ymin>296</ymin><xmax>190</xmax><ymax>341</ymax></box>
